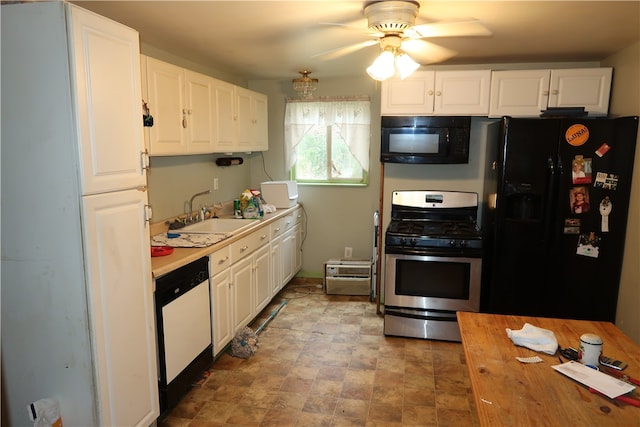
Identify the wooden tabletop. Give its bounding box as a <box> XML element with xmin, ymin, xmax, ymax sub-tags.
<box><xmin>457</xmin><ymin>311</ymin><xmax>640</xmax><ymax>426</ymax></box>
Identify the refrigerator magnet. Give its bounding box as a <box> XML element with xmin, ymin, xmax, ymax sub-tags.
<box><xmin>594</xmin><ymin>172</ymin><xmax>619</xmax><ymax>190</ymax></box>
<box><xmin>570</xmin><ymin>187</ymin><xmax>590</xmax><ymax>214</ymax></box>
<box><xmin>595</xmin><ymin>143</ymin><xmax>611</xmax><ymax>157</ymax></box>
<box><xmin>566</xmin><ymin>124</ymin><xmax>590</xmax><ymax>146</ymax></box>
<box><xmin>564</xmin><ymin>218</ymin><xmax>581</xmax><ymax>234</ymax></box>
<box><xmin>572</xmin><ymin>156</ymin><xmax>592</xmax><ymax>185</ymax></box>
<box><xmin>576</xmin><ymin>232</ymin><xmax>600</xmax><ymax>258</ymax></box>
<box><xmin>599</xmin><ymin>196</ymin><xmax>612</xmax><ymax>232</ymax></box>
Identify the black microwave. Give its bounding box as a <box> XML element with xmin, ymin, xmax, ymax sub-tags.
<box><xmin>381</xmin><ymin>116</ymin><xmax>471</xmax><ymax>164</ymax></box>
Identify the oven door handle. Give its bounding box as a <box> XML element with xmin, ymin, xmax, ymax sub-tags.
<box><xmin>384</xmin><ymin>307</ymin><xmax>458</xmax><ymax>322</ymax></box>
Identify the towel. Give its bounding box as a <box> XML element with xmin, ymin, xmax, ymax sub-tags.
<box><xmin>151</xmin><ymin>232</ymin><xmax>230</xmax><ymax>248</ymax></box>
<box><xmin>506</xmin><ymin>323</ymin><xmax>558</xmax><ymax>354</ymax></box>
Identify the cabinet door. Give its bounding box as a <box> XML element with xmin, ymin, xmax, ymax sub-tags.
<box><xmin>211</xmin><ymin>268</ymin><xmax>232</xmax><ymax>355</ymax></box>
<box><xmin>433</xmin><ymin>70</ymin><xmax>491</xmax><ymax>115</ymax></box>
<box><xmin>282</xmin><ymin>228</ymin><xmax>296</xmax><ymax>285</ymax></box>
<box><xmin>184</xmin><ymin>70</ymin><xmax>215</xmax><ymax>153</ymax></box>
<box><xmin>68</xmin><ymin>5</ymin><xmax>146</xmax><ymax>194</ymax></box>
<box><xmin>145</xmin><ymin>57</ymin><xmax>186</xmax><ymax>154</ymax></box>
<box><xmin>213</xmin><ymin>79</ymin><xmax>237</xmax><ymax>153</ymax></box>
<box><xmin>254</xmin><ymin>244</ymin><xmax>272</xmax><ymax>314</ymax></box>
<box><xmin>271</xmin><ymin>235</ymin><xmax>284</xmax><ymax>295</ymax></box>
<box><xmin>231</xmin><ymin>256</ymin><xmax>254</xmax><ymax>331</ymax></box>
<box><xmin>549</xmin><ymin>68</ymin><xmax>612</xmax><ymax>116</ymax></box>
<box><xmin>294</xmin><ymin>223</ymin><xmax>303</xmax><ymax>274</ymax></box>
<box><xmin>381</xmin><ymin>71</ymin><xmax>435</xmax><ymax>115</ymax></box>
<box><xmin>251</xmin><ymin>92</ymin><xmax>269</xmax><ymax>152</ymax></box>
<box><xmin>236</xmin><ymin>86</ymin><xmax>253</xmax><ymax>149</ymax></box>
<box><xmin>489</xmin><ymin>70</ymin><xmax>551</xmax><ymax>118</ymax></box>
<box><xmin>81</xmin><ymin>188</ymin><xmax>158</xmax><ymax>427</ymax></box>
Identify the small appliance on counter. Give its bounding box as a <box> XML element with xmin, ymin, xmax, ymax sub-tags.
<box><xmin>260</xmin><ymin>180</ymin><xmax>298</xmax><ymax>208</ymax></box>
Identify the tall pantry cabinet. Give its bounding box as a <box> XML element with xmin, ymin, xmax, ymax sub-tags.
<box><xmin>1</xmin><ymin>3</ymin><xmax>158</xmax><ymax>426</ymax></box>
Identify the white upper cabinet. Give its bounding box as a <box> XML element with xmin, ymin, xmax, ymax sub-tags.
<box><xmin>143</xmin><ymin>56</ymin><xmax>268</xmax><ymax>155</ymax></box>
<box><xmin>548</xmin><ymin>68</ymin><xmax>612</xmax><ymax>116</ymax></box>
<box><xmin>381</xmin><ymin>70</ymin><xmax>491</xmax><ymax>116</ymax></box>
<box><xmin>212</xmin><ymin>79</ymin><xmax>237</xmax><ymax>153</ymax></box>
<box><xmin>489</xmin><ymin>70</ymin><xmax>550</xmax><ymax>118</ymax></box>
<box><xmin>143</xmin><ymin>56</ymin><xmax>216</xmax><ymax>155</ymax></box>
<box><xmin>236</xmin><ymin>87</ymin><xmax>268</xmax><ymax>152</ymax></box>
<box><xmin>381</xmin><ymin>71</ymin><xmax>435</xmax><ymax>115</ymax></box>
<box><xmin>489</xmin><ymin>68</ymin><xmax>612</xmax><ymax>117</ymax></box>
<box><xmin>70</xmin><ymin>8</ymin><xmax>146</xmax><ymax>194</ymax></box>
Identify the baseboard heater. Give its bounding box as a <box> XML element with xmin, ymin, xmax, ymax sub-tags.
<box><xmin>324</xmin><ymin>259</ymin><xmax>372</xmax><ymax>296</ymax></box>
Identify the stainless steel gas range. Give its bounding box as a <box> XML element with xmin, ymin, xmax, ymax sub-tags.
<box><xmin>383</xmin><ymin>190</ymin><xmax>482</xmax><ymax>342</ymax></box>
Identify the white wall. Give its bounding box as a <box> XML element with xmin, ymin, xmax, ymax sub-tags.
<box><xmin>603</xmin><ymin>40</ymin><xmax>640</xmax><ymax>344</ymax></box>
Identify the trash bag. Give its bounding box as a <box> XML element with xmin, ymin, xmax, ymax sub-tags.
<box><xmin>231</xmin><ymin>326</ymin><xmax>259</xmax><ymax>359</ymax></box>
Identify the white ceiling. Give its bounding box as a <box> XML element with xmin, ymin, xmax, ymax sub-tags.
<box><xmin>71</xmin><ymin>1</ymin><xmax>640</xmax><ymax>81</ymax></box>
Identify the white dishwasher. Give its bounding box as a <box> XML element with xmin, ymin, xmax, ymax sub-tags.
<box><xmin>155</xmin><ymin>256</ymin><xmax>212</xmax><ymax>414</ymax></box>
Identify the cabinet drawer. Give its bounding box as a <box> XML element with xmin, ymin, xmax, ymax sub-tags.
<box><xmin>270</xmin><ymin>217</ymin><xmax>287</xmax><ymax>239</ymax></box>
<box><xmin>230</xmin><ymin>227</ymin><xmax>269</xmax><ymax>263</ymax></box>
<box><xmin>209</xmin><ymin>246</ymin><xmax>231</xmax><ymax>273</ymax></box>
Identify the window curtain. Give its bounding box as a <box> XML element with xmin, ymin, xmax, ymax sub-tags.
<box><xmin>284</xmin><ymin>96</ymin><xmax>371</xmax><ymax>173</ymax></box>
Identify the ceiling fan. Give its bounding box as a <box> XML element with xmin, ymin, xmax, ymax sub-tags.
<box><xmin>314</xmin><ymin>0</ymin><xmax>492</xmax><ymax>80</ymax></box>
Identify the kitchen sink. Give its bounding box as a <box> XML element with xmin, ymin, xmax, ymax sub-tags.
<box><xmin>179</xmin><ymin>218</ymin><xmax>258</xmax><ymax>234</ymax></box>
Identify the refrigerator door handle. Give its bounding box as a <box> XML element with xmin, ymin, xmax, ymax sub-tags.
<box><xmin>542</xmin><ymin>155</ymin><xmax>557</xmax><ymax>243</ymax></box>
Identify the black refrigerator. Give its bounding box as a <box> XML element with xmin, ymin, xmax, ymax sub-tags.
<box><xmin>481</xmin><ymin>116</ymin><xmax>638</xmax><ymax>321</ymax></box>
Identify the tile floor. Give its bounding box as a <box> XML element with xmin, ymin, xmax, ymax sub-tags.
<box><xmin>159</xmin><ymin>278</ymin><xmax>479</xmax><ymax>427</ymax></box>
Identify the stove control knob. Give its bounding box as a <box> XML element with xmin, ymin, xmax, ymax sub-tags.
<box><xmin>400</xmin><ymin>237</ymin><xmax>407</xmax><ymax>246</ymax></box>
<box><xmin>449</xmin><ymin>240</ymin><xmax>456</xmax><ymax>247</ymax></box>
<box><xmin>460</xmin><ymin>240</ymin><xmax>467</xmax><ymax>248</ymax></box>
<box><xmin>410</xmin><ymin>238</ymin><xmax>417</xmax><ymax>246</ymax></box>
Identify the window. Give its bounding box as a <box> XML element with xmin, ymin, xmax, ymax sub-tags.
<box><xmin>284</xmin><ymin>97</ymin><xmax>370</xmax><ymax>185</ymax></box>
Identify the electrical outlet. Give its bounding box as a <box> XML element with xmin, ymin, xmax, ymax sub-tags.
<box><xmin>344</xmin><ymin>247</ymin><xmax>352</xmax><ymax>259</ymax></box>
<box><xmin>213</xmin><ymin>178</ymin><xmax>219</xmax><ymax>190</ymax></box>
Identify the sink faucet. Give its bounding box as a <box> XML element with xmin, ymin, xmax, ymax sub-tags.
<box><xmin>188</xmin><ymin>189</ymin><xmax>211</xmax><ymax>223</ymax></box>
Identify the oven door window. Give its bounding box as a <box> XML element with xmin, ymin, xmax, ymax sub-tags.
<box><xmin>396</xmin><ymin>258</ymin><xmax>469</xmax><ymax>300</ymax></box>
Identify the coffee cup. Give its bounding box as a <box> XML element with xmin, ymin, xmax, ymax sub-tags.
<box><xmin>578</xmin><ymin>333</ymin><xmax>603</xmax><ymax>367</ymax></box>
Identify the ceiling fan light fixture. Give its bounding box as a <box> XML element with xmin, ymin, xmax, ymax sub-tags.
<box><xmin>366</xmin><ymin>50</ymin><xmax>396</xmax><ymax>81</ymax></box>
<box><xmin>292</xmin><ymin>70</ymin><xmax>318</xmax><ymax>98</ymax></box>
<box><xmin>367</xmin><ymin>48</ymin><xmax>419</xmax><ymax>82</ymax></box>
<box><xmin>395</xmin><ymin>52</ymin><xmax>420</xmax><ymax>79</ymax></box>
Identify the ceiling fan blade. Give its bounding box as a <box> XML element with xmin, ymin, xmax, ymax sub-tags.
<box><xmin>401</xmin><ymin>39</ymin><xmax>457</xmax><ymax>64</ymax></box>
<box><xmin>316</xmin><ymin>21</ymin><xmax>382</xmax><ymax>37</ymax></box>
<box><xmin>407</xmin><ymin>20</ymin><xmax>492</xmax><ymax>38</ymax></box>
<box><xmin>312</xmin><ymin>39</ymin><xmax>379</xmax><ymax>61</ymax></box>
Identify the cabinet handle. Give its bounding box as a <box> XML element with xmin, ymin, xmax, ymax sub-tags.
<box><xmin>543</xmin><ymin>90</ymin><xmax>549</xmax><ymax>96</ymax></box>
<box><xmin>240</xmin><ymin>245</ymin><xmax>249</xmax><ymax>252</ymax></box>
<box><xmin>551</xmin><ymin>89</ymin><xmax>559</xmax><ymax>95</ymax></box>
<box><xmin>141</xmin><ymin>149</ymin><xmax>150</xmax><ymax>171</ymax></box>
<box><xmin>436</xmin><ymin>91</ymin><xmax>442</xmax><ymax>96</ymax></box>
<box><xmin>217</xmin><ymin>256</ymin><xmax>229</xmax><ymax>265</ymax></box>
<box><xmin>182</xmin><ymin>109</ymin><xmax>187</xmax><ymax>128</ymax></box>
<box><xmin>144</xmin><ymin>204</ymin><xmax>153</xmax><ymax>223</ymax></box>
<box><xmin>275</xmin><ymin>227</ymin><xmax>281</xmax><ymax>232</ymax></box>
<box><xmin>428</xmin><ymin>90</ymin><xmax>434</xmax><ymax>96</ymax></box>
<box><xmin>260</xmin><ymin>234</ymin><xmax>267</xmax><ymax>240</ymax></box>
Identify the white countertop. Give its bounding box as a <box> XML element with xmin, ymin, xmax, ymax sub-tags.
<box><xmin>150</xmin><ymin>206</ymin><xmax>299</xmax><ymax>278</ymax></box>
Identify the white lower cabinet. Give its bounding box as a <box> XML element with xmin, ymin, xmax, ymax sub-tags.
<box><xmin>210</xmin><ymin>226</ymin><xmax>271</xmax><ymax>356</ymax></box>
<box><xmin>210</xmin><ymin>247</ymin><xmax>232</xmax><ymax>355</ymax></box>
<box><xmin>209</xmin><ymin>208</ymin><xmax>302</xmax><ymax>357</ymax></box>
<box><xmin>254</xmin><ymin>244</ymin><xmax>272</xmax><ymax>314</ymax></box>
<box><xmin>270</xmin><ymin>207</ymin><xmax>303</xmax><ymax>293</ymax></box>
<box><xmin>230</xmin><ymin>256</ymin><xmax>255</xmax><ymax>333</ymax></box>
